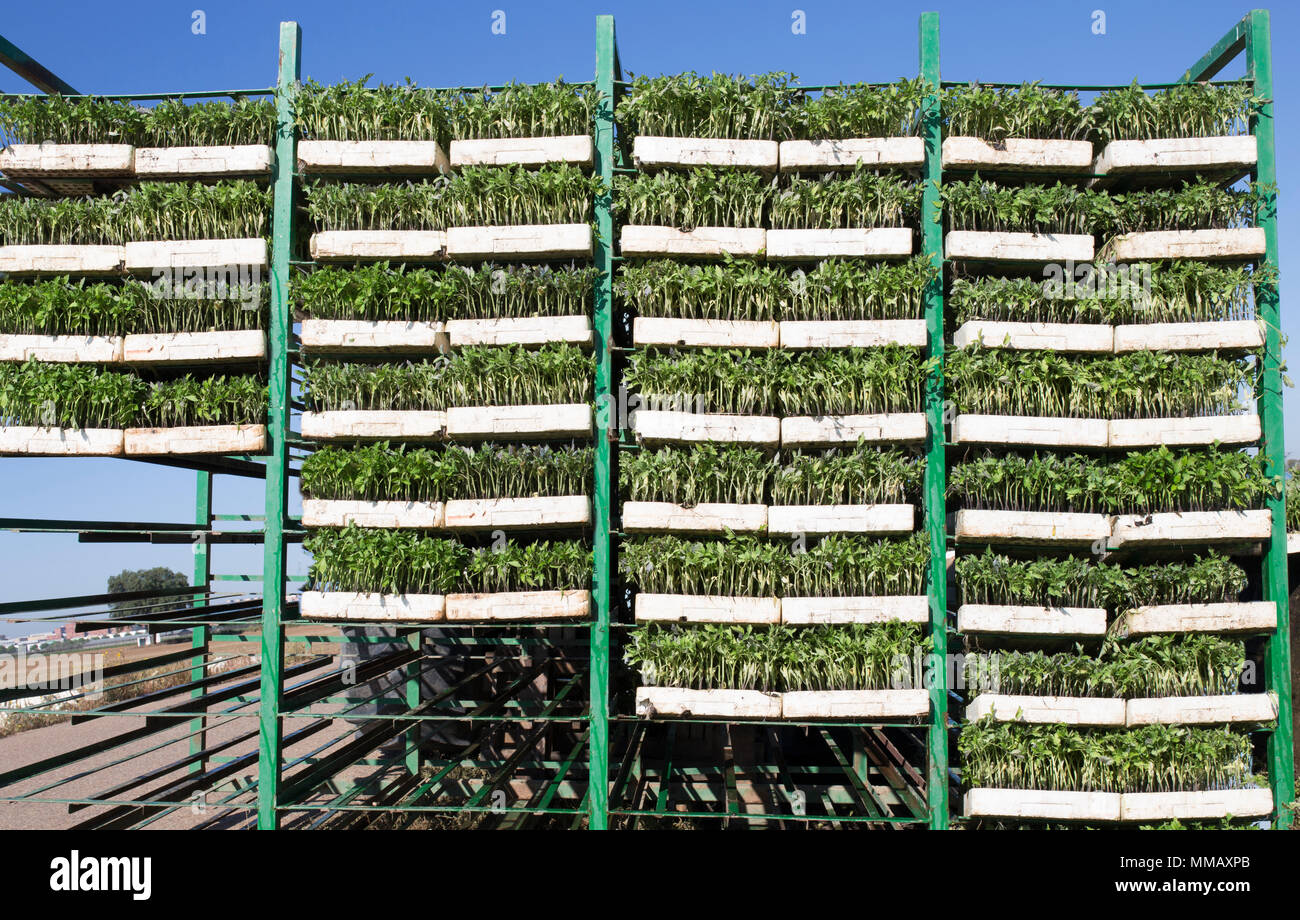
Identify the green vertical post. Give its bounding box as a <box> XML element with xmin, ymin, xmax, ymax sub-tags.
<box><xmin>589</xmin><ymin>13</ymin><xmax>617</xmax><ymax>831</ymax></box>
<box><xmin>190</xmin><ymin>471</ymin><xmax>212</xmax><ymax>776</ymax></box>
<box><xmin>257</xmin><ymin>20</ymin><xmax>300</xmax><ymax>831</ymax></box>
<box><xmin>919</xmin><ymin>10</ymin><xmax>949</xmax><ymax>830</ymax></box>
<box><xmin>405</xmin><ymin>630</ymin><xmax>421</xmax><ymax>775</ymax></box>
<box><xmin>1247</xmin><ymin>9</ymin><xmax>1295</xmax><ymax>830</ymax></box>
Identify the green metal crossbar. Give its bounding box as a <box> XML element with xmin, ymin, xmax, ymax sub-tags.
<box><xmin>0</xmin><ymin>33</ymin><xmax>78</xmax><ymax>94</ymax></box>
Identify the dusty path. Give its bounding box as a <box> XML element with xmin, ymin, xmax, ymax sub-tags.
<box><xmin>0</xmin><ymin>635</ymin><xmax>361</xmax><ymax>830</ymax></box>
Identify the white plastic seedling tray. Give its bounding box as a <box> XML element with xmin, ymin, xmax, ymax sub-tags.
<box><xmin>298</xmin><ymin>320</ymin><xmax>448</xmax><ymax>353</ymax></box>
<box><xmin>297</xmin><ymin>140</ymin><xmax>449</xmax><ymax>174</ymax></box>
<box><xmin>779</xmin><ymin>413</ymin><xmax>926</xmax><ymax>448</ymax></box>
<box><xmin>619</xmin><ymin>226</ymin><xmax>766</xmax><ymax>258</ymax></box>
<box><xmin>443</xmin><ymin>590</ymin><xmax>590</xmax><ymax>622</ymax></box>
<box><xmin>449</xmin><ymin>135</ymin><xmax>593</xmax><ymax>169</ymax></box>
<box><xmin>300</xmin><ymin>591</ymin><xmax>445</xmax><ymax>622</ymax></box>
<box><xmin>299</xmin><ymin>411</ymin><xmax>448</xmax><ymax>441</ymax></box>
<box><xmin>1105</xmin><ymin>228</ymin><xmax>1266</xmax><ymax>262</ymax></box>
<box><xmin>631</xmin><ymin>318</ymin><xmax>779</xmax><ymax>349</ymax></box>
<box><xmin>765</xmin><ymin>228</ymin><xmax>913</xmax><ymax>261</ymax></box>
<box><xmin>123</xmin><ymin>424</ymin><xmax>267</xmax><ymax>455</ymax></box>
<box><xmin>778</xmin><ymin>137</ymin><xmax>923</xmax><ymax>171</ymax></box>
<box><xmin>634</xmin><ymin>594</ymin><xmax>782</xmax><ymax>625</ymax></box>
<box><xmin>300</xmin><ymin>500</ymin><xmax>445</xmax><ymax>529</ymax></box>
<box><xmin>621</xmin><ymin>502</ymin><xmax>768</xmax><ymax>534</ymax></box>
<box><xmin>956</xmin><ymin>604</ymin><xmax>1108</xmax><ymax>637</ymax></box>
<box><xmin>632</xmin><ymin>137</ymin><xmax>779</xmax><ymax>171</ymax></box>
<box><xmin>942</xmin><ymin>137</ymin><xmax>1094</xmax><ymax>173</ymax></box>
<box><xmin>309</xmin><ymin>231</ymin><xmax>447</xmax><ymax>261</ymax></box>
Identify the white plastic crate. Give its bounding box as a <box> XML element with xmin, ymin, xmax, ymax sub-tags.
<box><xmin>300</xmin><ymin>591</ymin><xmax>445</xmax><ymax>622</ymax></box>
<box><xmin>0</xmin><ymin>334</ymin><xmax>123</xmax><ymax>363</ymax></box>
<box><xmin>1106</xmin><ymin>228</ymin><xmax>1266</xmax><ymax>261</ymax></box>
<box><xmin>779</xmin><ymin>595</ymin><xmax>929</xmax><ymax>626</ymax></box>
<box><xmin>134</xmin><ymin>145</ymin><xmax>273</xmax><ymax>178</ymax></box>
<box><xmin>443</xmin><ymin>590</ymin><xmax>590</xmax><ymax>622</ymax></box>
<box><xmin>299</xmin><ymin>410</ymin><xmax>448</xmax><ymax>441</ymax></box>
<box><xmin>297</xmin><ymin>139</ymin><xmax>449</xmax><ymax>174</ymax></box>
<box><xmin>956</xmin><ymin>604</ymin><xmax>1108</xmax><ymax>637</ymax></box>
<box><xmin>300</xmin><ymin>500</ymin><xmax>445</xmax><ymax>529</ymax></box>
<box><xmin>298</xmin><ymin>319</ymin><xmax>448</xmax><ymax>353</ymax></box>
<box><xmin>635</xmin><ymin>686</ymin><xmax>782</xmax><ymax>719</ymax></box>
<box><xmin>449</xmin><ymin>135</ymin><xmax>593</xmax><ymax>168</ymax></box>
<box><xmin>621</xmin><ymin>501</ymin><xmax>768</xmax><ymax>534</ymax></box>
<box><xmin>309</xmin><ymin>231</ymin><xmax>447</xmax><ymax>261</ymax></box>
<box><xmin>632</xmin><ymin>318</ymin><xmax>779</xmax><ymax>349</ymax></box>
<box><xmin>619</xmin><ymin>226</ymin><xmax>766</xmax><ymax>258</ymax></box>
<box><xmin>779</xmin><ymin>413</ymin><xmax>926</xmax><ymax>448</ymax></box>
<box><xmin>445</xmin><ymin>224</ymin><xmax>592</xmax><ymax>260</ymax></box>
<box><xmin>444</xmin><ymin>404</ymin><xmax>592</xmax><ymax>440</ymax></box>
<box><xmin>122</xmin><ymin>331</ymin><xmax>266</xmax><ymax>365</ymax></box>
<box><xmin>634</xmin><ymin>594</ymin><xmax>782</xmax><ymax>625</ymax></box>
<box><xmin>766</xmin><ymin>503</ymin><xmax>914</xmax><ymax>536</ymax></box>
<box><xmin>778</xmin><ymin>137</ymin><xmax>924</xmax><ymax>171</ymax></box>
<box><xmin>765</xmin><ymin>228</ymin><xmax>913</xmax><ymax>260</ymax></box>
<box><xmin>945</xmin><ymin>231</ymin><xmax>1094</xmax><ymax>263</ymax></box>
<box><xmin>779</xmin><ymin>319</ymin><xmax>927</xmax><ymax>349</ymax></box>
<box><xmin>942</xmin><ymin>137</ymin><xmax>1094</xmax><ymax>173</ymax></box>
<box><xmin>123</xmin><ymin>424</ymin><xmax>266</xmax><ymax>455</ymax></box>
<box><xmin>632</xmin><ymin>136</ymin><xmax>779</xmax><ymax>171</ymax></box>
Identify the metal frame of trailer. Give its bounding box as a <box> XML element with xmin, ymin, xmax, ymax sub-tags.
<box><xmin>0</xmin><ymin>9</ymin><xmax>1289</xmax><ymax>830</ymax></box>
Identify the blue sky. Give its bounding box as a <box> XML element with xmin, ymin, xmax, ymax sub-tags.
<box><xmin>0</xmin><ymin>0</ymin><xmax>1293</xmax><ymax>635</ymax></box>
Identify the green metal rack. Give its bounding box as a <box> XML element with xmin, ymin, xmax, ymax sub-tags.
<box><xmin>0</xmin><ymin>9</ymin><xmax>1292</xmax><ymax>830</ymax></box>
<box><xmin>937</xmin><ymin>9</ymin><xmax>1293</xmax><ymax>830</ymax></box>
<box><xmin>598</xmin><ymin>16</ymin><xmax>938</xmax><ymax>829</ymax></box>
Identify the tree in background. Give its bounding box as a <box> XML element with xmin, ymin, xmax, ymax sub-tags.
<box><xmin>107</xmin><ymin>567</ymin><xmax>192</xmax><ymax>620</ymax></box>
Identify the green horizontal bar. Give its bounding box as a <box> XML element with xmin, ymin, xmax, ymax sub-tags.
<box><xmin>0</xmin><ymin>517</ymin><xmax>214</xmax><ymax>533</ymax></box>
<box><xmin>608</xmin><ymin>808</ymin><xmax>925</xmax><ymax>823</ymax></box>
<box><xmin>609</xmin><ymin>717</ymin><xmax>927</xmax><ymax>728</ymax></box>
<box><xmin>276</xmin><ymin>803</ymin><xmax>585</xmax><ymax>815</ymax></box>
<box><xmin>938</xmin><ymin>79</ymin><xmax>1250</xmax><ymax>90</ymax></box>
<box><xmin>0</xmin><ymin>795</ymin><xmax>257</xmax><ymax>809</ymax></box>
<box><xmin>0</xmin><ymin>584</ymin><xmax>204</xmax><ymax>615</ymax></box>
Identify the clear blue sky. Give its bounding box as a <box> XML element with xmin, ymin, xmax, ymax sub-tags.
<box><xmin>0</xmin><ymin>0</ymin><xmax>1293</xmax><ymax>635</ymax></box>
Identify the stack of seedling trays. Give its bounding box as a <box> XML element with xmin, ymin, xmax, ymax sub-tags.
<box><xmin>0</xmin><ymin>94</ymin><xmax>274</xmax><ymax>457</ymax></box>
<box><xmin>615</xmin><ymin>74</ymin><xmax>934</xmax><ymax>723</ymax></box>
<box><xmin>941</xmin><ymin>81</ymin><xmax>1277</xmax><ymax>826</ymax></box>
<box><xmin>296</xmin><ymin>77</ymin><xmax>598</xmax><ymax>265</ymax></box>
<box><xmin>294</xmin><ymin>79</ymin><xmax>599</xmax><ymax>625</ymax></box>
